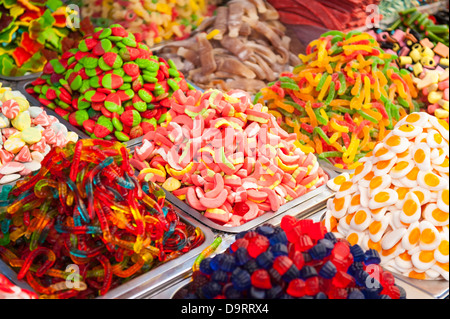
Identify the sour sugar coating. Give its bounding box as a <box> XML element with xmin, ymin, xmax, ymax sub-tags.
<box><xmin>258</xmin><ymin>30</ymin><xmax>419</xmax><ymax>170</ymax></box>
<box><xmin>27</xmin><ymin>25</ymin><xmax>190</xmax><ymax>142</ymax></box>
<box><xmin>324</xmin><ymin>112</ymin><xmax>449</xmax><ymax>281</ymax></box>
<box><xmin>0</xmin><ymin>88</ymin><xmax>78</xmax><ymax>185</ymax></box>
<box><xmin>0</xmin><ymin>139</ymin><xmax>204</xmax><ymax>299</ymax></box>
<box><xmin>131</xmin><ymin>89</ymin><xmax>328</xmax><ymax>227</ymax></box>
<box><xmin>173</xmin><ymin>216</ymin><xmax>406</xmax><ymax>299</ymax></box>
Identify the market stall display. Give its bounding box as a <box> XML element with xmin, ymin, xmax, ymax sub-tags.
<box><xmin>131</xmin><ymin>88</ymin><xmax>328</xmax><ymax>227</ymax></box>
<box><xmin>156</xmin><ymin>0</ymin><xmax>302</xmax><ymax>94</ymax></box>
<box><xmin>0</xmin><ymin>0</ymin><xmax>93</xmax><ymax>78</ymax></box>
<box><xmin>257</xmin><ymin>30</ymin><xmax>418</xmax><ymax>170</ymax></box>
<box><xmin>0</xmin><ymin>139</ymin><xmax>205</xmax><ymax>298</ymax></box>
<box><xmin>174</xmin><ymin>215</ymin><xmax>407</xmax><ymax>299</ymax></box>
<box><xmin>27</xmin><ymin>25</ymin><xmax>191</xmax><ymax>143</ymax></box>
<box><xmin>81</xmin><ymin>0</ymin><xmax>220</xmax><ymax>48</ymax></box>
<box><xmin>324</xmin><ymin>112</ymin><xmax>449</xmax><ymax>281</ymax></box>
<box><xmin>0</xmin><ymin>86</ymin><xmax>78</xmax><ymax>185</ymax></box>
<box><xmin>0</xmin><ymin>0</ymin><xmax>448</xmax><ymax>301</ymax></box>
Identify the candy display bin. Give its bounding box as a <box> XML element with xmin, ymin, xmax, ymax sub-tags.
<box><xmin>0</xmin><ymin>73</ymin><xmax>42</xmax><ymax>83</ymax></box>
<box><xmin>0</xmin><ymin>205</ymin><xmax>216</xmax><ymax>299</ymax></box>
<box><xmin>163</xmin><ymin>165</ymin><xmax>338</xmax><ymax>234</ymax></box>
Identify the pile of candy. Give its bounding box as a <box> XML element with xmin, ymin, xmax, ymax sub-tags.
<box><xmin>324</xmin><ymin>112</ymin><xmax>449</xmax><ymax>281</ymax></box>
<box><xmin>158</xmin><ymin>0</ymin><xmax>301</xmax><ymax>94</ymax></box>
<box><xmin>0</xmin><ymin>273</ymin><xmax>37</xmax><ymax>299</ymax></box>
<box><xmin>0</xmin><ymin>87</ymin><xmax>78</xmax><ymax>185</ymax></box>
<box><xmin>27</xmin><ymin>25</ymin><xmax>191</xmax><ymax>142</ymax></box>
<box><xmin>81</xmin><ymin>0</ymin><xmax>218</xmax><ymax>48</ymax></box>
<box><xmin>174</xmin><ymin>216</ymin><xmax>407</xmax><ymax>299</ymax></box>
<box><xmin>0</xmin><ymin>0</ymin><xmax>92</xmax><ymax>77</ymax></box>
<box><xmin>370</xmin><ymin>27</ymin><xmax>449</xmax><ymax>121</ymax></box>
<box><xmin>389</xmin><ymin>7</ymin><xmax>449</xmax><ymax>47</ymax></box>
<box><xmin>258</xmin><ymin>31</ymin><xmax>416</xmax><ymax>170</ymax></box>
<box><xmin>131</xmin><ymin>89</ymin><xmax>328</xmax><ymax>226</ymax></box>
<box><xmin>267</xmin><ymin>0</ymin><xmax>380</xmax><ymax>31</ymax></box>
<box><xmin>0</xmin><ymin>139</ymin><xmax>204</xmax><ymax>298</ymax></box>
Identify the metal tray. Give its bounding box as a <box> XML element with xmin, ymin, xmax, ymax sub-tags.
<box><xmin>164</xmin><ymin>165</ymin><xmax>339</xmax><ymax>234</ymax></box>
<box><xmin>0</xmin><ymin>73</ymin><xmax>42</xmax><ymax>83</ymax></box>
<box><xmin>318</xmin><ymin>210</ymin><xmax>449</xmax><ymax>299</ymax></box>
<box><xmin>0</xmin><ymin>204</ymin><xmax>216</xmax><ymax>299</ymax></box>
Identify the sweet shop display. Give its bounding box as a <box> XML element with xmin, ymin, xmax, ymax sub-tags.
<box><xmin>0</xmin><ymin>0</ymin><xmax>93</xmax><ymax>78</ymax></box>
<box><xmin>0</xmin><ymin>139</ymin><xmax>205</xmax><ymax>298</ymax></box>
<box><xmin>131</xmin><ymin>88</ymin><xmax>328</xmax><ymax>227</ymax></box>
<box><xmin>0</xmin><ymin>86</ymin><xmax>78</xmax><ymax>185</ymax></box>
<box><xmin>324</xmin><ymin>112</ymin><xmax>449</xmax><ymax>281</ymax></box>
<box><xmin>174</xmin><ymin>216</ymin><xmax>407</xmax><ymax>299</ymax></box>
<box><xmin>0</xmin><ymin>0</ymin><xmax>448</xmax><ymax>300</ymax></box>
<box><xmin>156</xmin><ymin>0</ymin><xmax>302</xmax><ymax>94</ymax></box>
<box><xmin>81</xmin><ymin>0</ymin><xmax>220</xmax><ymax>48</ymax></box>
<box><xmin>257</xmin><ymin>31</ymin><xmax>418</xmax><ymax>170</ymax></box>
<box><xmin>27</xmin><ymin>25</ymin><xmax>191</xmax><ymax>142</ymax></box>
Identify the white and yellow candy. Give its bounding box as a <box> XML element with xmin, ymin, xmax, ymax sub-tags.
<box><xmin>324</xmin><ymin>112</ymin><xmax>449</xmax><ymax>281</ymax></box>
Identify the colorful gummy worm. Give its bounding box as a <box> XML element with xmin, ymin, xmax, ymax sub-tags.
<box><xmin>0</xmin><ymin>0</ymin><xmax>91</xmax><ymax>77</ymax></box>
<box><xmin>28</xmin><ymin>25</ymin><xmax>192</xmax><ymax>142</ymax></box>
<box><xmin>174</xmin><ymin>215</ymin><xmax>407</xmax><ymax>299</ymax></box>
<box><xmin>257</xmin><ymin>30</ymin><xmax>420</xmax><ymax>170</ymax></box>
<box><xmin>0</xmin><ymin>139</ymin><xmax>204</xmax><ymax>299</ymax></box>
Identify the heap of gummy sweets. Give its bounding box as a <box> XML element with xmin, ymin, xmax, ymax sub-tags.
<box><xmin>174</xmin><ymin>216</ymin><xmax>407</xmax><ymax>299</ymax></box>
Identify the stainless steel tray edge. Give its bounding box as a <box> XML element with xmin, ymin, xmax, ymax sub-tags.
<box><xmin>164</xmin><ymin>165</ymin><xmax>339</xmax><ymax>234</ymax></box>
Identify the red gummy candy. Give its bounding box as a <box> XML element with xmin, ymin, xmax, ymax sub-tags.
<box><xmin>381</xmin><ymin>285</ymin><xmax>401</xmax><ymax>299</ymax></box>
<box><xmin>331</xmin><ymin>271</ymin><xmax>355</xmax><ymax>289</ymax></box>
<box><xmin>247</xmin><ymin>234</ymin><xmax>269</xmax><ymax>258</ymax></box>
<box><xmin>251</xmin><ymin>269</ymin><xmax>272</xmax><ymax>290</ymax></box>
<box><xmin>330</xmin><ymin>241</ymin><xmax>352</xmax><ymax>271</ymax></box>
<box><xmin>295</xmin><ymin>234</ymin><xmax>314</xmax><ymax>252</ymax></box>
<box><xmin>328</xmin><ymin>287</ymin><xmax>348</xmax><ymax>299</ymax></box>
<box><xmin>290</xmin><ymin>250</ymin><xmax>305</xmax><ymax>270</ymax></box>
<box><xmin>230</xmin><ymin>238</ymin><xmax>249</xmax><ymax>252</ymax></box>
<box><xmin>280</xmin><ymin>215</ymin><xmax>297</xmax><ymax>232</ymax></box>
<box><xmin>380</xmin><ymin>271</ymin><xmax>396</xmax><ymax>287</ymax></box>
<box><xmin>306</xmin><ymin>222</ymin><xmax>327</xmax><ymax>241</ymax></box>
<box><xmin>305</xmin><ymin>276</ymin><xmax>320</xmax><ymax>296</ymax></box>
<box><xmin>286</xmin><ymin>278</ymin><xmax>306</xmax><ymax>297</ymax></box>
<box><xmin>272</xmin><ymin>255</ymin><xmax>293</xmax><ymax>276</ymax></box>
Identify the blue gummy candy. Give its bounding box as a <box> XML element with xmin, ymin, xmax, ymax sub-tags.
<box><xmin>318</xmin><ymin>238</ymin><xmax>334</xmax><ymax>252</ymax></box>
<box><xmin>201</xmin><ymin>281</ymin><xmax>222</xmax><ymax>299</ymax></box>
<box><xmin>396</xmin><ymin>284</ymin><xmax>407</xmax><ymax>299</ymax></box>
<box><xmin>347</xmin><ymin>289</ymin><xmax>365</xmax><ymax>299</ymax></box>
<box><xmin>379</xmin><ymin>294</ymin><xmax>392</xmax><ymax>299</ymax></box>
<box><xmin>266</xmin><ymin>285</ymin><xmax>283</xmax><ymax>299</ymax></box>
<box><xmin>354</xmin><ymin>269</ymin><xmax>370</xmax><ymax>287</ymax></box>
<box><xmin>235</xmin><ymin>247</ymin><xmax>251</xmax><ymax>266</ymax></box>
<box><xmin>224</xmin><ymin>285</ymin><xmax>242</xmax><ymax>299</ymax></box>
<box><xmin>220</xmin><ymin>254</ymin><xmax>237</xmax><ymax>272</ymax></box>
<box><xmin>210</xmin><ymin>254</ymin><xmax>225</xmax><ymax>271</ymax></box>
<box><xmin>199</xmin><ymin>258</ymin><xmax>214</xmax><ymax>275</ymax></box>
<box><xmin>318</xmin><ymin>260</ymin><xmax>337</xmax><ymax>279</ymax></box>
<box><xmin>324</xmin><ymin>232</ymin><xmax>338</xmax><ymax>243</ymax></box>
<box><xmin>235</xmin><ymin>230</ymin><xmax>248</xmax><ymax>240</ymax></box>
<box><xmin>256</xmin><ymin>225</ymin><xmax>275</xmax><ymax>237</ymax></box>
<box><xmin>270</xmin><ymin>243</ymin><xmax>288</xmax><ymax>257</ymax></box>
<box><xmin>350</xmin><ymin>244</ymin><xmax>366</xmax><ymax>262</ymax></box>
<box><xmin>315</xmin><ymin>292</ymin><xmax>328</xmax><ymax>299</ymax></box>
<box><xmin>364</xmin><ymin>249</ymin><xmax>381</xmax><ymax>265</ymax></box>
<box><xmin>256</xmin><ymin>251</ymin><xmax>274</xmax><ymax>269</ymax></box>
<box><xmin>281</xmin><ymin>265</ymin><xmax>299</xmax><ymax>283</ymax></box>
<box><xmin>243</xmin><ymin>259</ymin><xmax>259</xmax><ymax>274</ymax></box>
<box><xmin>309</xmin><ymin>243</ymin><xmax>328</xmax><ymax>260</ymax></box>
<box><xmin>211</xmin><ymin>270</ymin><xmax>228</xmax><ymax>284</ymax></box>
<box><xmin>362</xmin><ymin>287</ymin><xmax>381</xmax><ymax>299</ymax></box>
<box><xmin>268</xmin><ymin>267</ymin><xmax>283</xmax><ymax>284</ymax></box>
<box><xmin>231</xmin><ymin>268</ymin><xmax>251</xmax><ymax>291</ymax></box>
<box><xmin>269</xmin><ymin>231</ymin><xmax>288</xmax><ymax>245</ymax></box>
<box><xmin>249</xmin><ymin>287</ymin><xmax>266</xmax><ymax>299</ymax></box>
<box><xmin>299</xmin><ymin>265</ymin><xmax>317</xmax><ymax>279</ymax></box>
